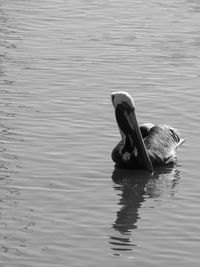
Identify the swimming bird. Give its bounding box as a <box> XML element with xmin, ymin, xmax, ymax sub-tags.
<box><xmin>111</xmin><ymin>92</ymin><xmax>185</xmax><ymax>172</ymax></box>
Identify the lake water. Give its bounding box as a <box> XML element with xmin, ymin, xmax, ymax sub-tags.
<box><xmin>0</xmin><ymin>0</ymin><xmax>200</xmax><ymax>266</ymax></box>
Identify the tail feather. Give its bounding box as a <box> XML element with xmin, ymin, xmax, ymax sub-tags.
<box><xmin>168</xmin><ymin>126</ymin><xmax>186</xmax><ymax>148</ymax></box>
<box><xmin>176</xmin><ymin>137</ymin><xmax>186</xmax><ymax>148</ymax></box>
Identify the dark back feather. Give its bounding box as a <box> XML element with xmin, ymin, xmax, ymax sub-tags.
<box><xmin>144</xmin><ymin>125</ymin><xmax>180</xmax><ymax>165</ymax></box>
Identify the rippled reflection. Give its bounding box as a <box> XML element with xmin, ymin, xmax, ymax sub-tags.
<box><xmin>109</xmin><ymin>165</ymin><xmax>180</xmax><ymax>255</ymax></box>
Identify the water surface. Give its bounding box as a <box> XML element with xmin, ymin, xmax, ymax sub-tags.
<box><xmin>0</xmin><ymin>0</ymin><xmax>200</xmax><ymax>266</ymax></box>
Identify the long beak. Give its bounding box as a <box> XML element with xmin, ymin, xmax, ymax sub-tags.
<box><xmin>124</xmin><ymin>110</ymin><xmax>154</xmax><ymax>173</ymax></box>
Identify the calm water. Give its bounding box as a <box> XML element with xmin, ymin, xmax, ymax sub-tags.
<box><xmin>0</xmin><ymin>0</ymin><xmax>200</xmax><ymax>266</ymax></box>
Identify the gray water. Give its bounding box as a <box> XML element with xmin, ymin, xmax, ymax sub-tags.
<box><xmin>0</xmin><ymin>0</ymin><xmax>200</xmax><ymax>266</ymax></box>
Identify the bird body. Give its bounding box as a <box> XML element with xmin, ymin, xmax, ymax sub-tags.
<box><xmin>111</xmin><ymin>92</ymin><xmax>185</xmax><ymax>171</ymax></box>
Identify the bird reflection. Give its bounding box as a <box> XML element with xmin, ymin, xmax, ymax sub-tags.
<box><xmin>109</xmin><ymin>165</ymin><xmax>180</xmax><ymax>255</ymax></box>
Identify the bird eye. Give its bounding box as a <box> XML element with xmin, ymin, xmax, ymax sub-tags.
<box><xmin>122</xmin><ymin>102</ymin><xmax>132</xmax><ymax>113</ymax></box>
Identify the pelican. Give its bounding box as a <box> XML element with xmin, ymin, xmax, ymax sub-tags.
<box><xmin>111</xmin><ymin>91</ymin><xmax>185</xmax><ymax>172</ymax></box>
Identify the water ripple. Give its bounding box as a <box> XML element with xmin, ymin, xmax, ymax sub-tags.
<box><xmin>0</xmin><ymin>0</ymin><xmax>200</xmax><ymax>266</ymax></box>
